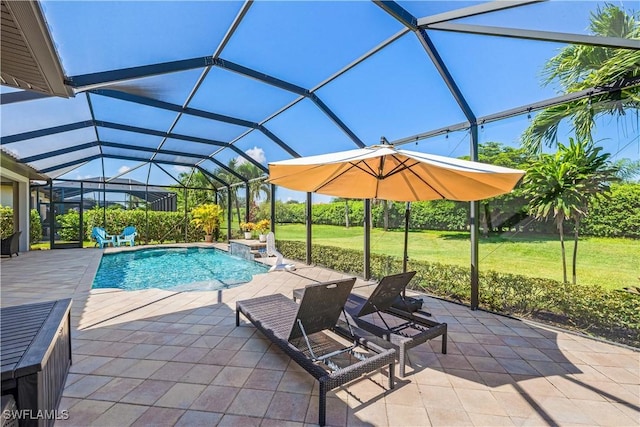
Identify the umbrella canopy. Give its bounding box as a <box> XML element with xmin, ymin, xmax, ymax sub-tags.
<box><xmin>268</xmin><ymin>144</ymin><xmax>525</xmax><ymax>202</ymax></box>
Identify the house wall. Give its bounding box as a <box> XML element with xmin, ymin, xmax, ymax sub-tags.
<box><xmin>1</xmin><ymin>184</ymin><xmax>13</xmax><ymax>207</ymax></box>
<box><xmin>0</xmin><ymin>170</ymin><xmax>30</xmax><ymax>252</ymax></box>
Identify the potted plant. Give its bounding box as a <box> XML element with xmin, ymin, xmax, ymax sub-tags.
<box><xmin>255</xmin><ymin>219</ymin><xmax>270</xmax><ymax>242</ymax></box>
<box><xmin>191</xmin><ymin>204</ymin><xmax>223</xmax><ymax>243</ymax></box>
<box><xmin>239</xmin><ymin>222</ymin><xmax>255</xmax><ymax>240</ymax></box>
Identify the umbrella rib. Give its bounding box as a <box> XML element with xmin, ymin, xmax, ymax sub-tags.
<box><xmin>405</xmin><ymin>165</ymin><xmax>448</xmax><ymax>199</ymax></box>
<box><xmin>311</xmin><ymin>162</ymin><xmax>360</xmax><ymax>192</ymax></box>
<box><xmin>382</xmin><ymin>156</ymin><xmax>417</xmax><ymax>179</ymax></box>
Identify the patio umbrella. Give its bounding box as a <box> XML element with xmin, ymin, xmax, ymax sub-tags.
<box><xmin>268</xmin><ymin>143</ymin><xmax>525</xmax><ymax>202</ymax></box>
<box><xmin>268</xmin><ymin>142</ymin><xmax>525</xmax><ymax>277</ymax></box>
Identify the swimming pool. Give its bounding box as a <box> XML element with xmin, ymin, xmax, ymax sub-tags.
<box><xmin>92</xmin><ymin>247</ymin><xmax>269</xmax><ymax>291</ymax></box>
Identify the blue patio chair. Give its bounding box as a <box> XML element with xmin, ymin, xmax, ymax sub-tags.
<box><xmin>116</xmin><ymin>226</ymin><xmax>137</xmax><ymax>247</ymax></box>
<box><xmin>91</xmin><ymin>227</ymin><xmax>115</xmax><ymax>248</ymax></box>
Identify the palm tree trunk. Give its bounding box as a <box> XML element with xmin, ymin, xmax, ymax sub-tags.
<box><xmin>572</xmin><ymin>217</ymin><xmax>580</xmax><ymax>285</ymax></box>
<box><xmin>558</xmin><ymin>221</ymin><xmax>568</xmax><ymax>284</ymax></box>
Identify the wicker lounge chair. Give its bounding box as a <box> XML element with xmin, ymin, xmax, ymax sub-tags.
<box><xmin>236</xmin><ymin>277</ymin><xmax>396</xmax><ymax>426</ymax></box>
<box><xmin>294</xmin><ymin>271</ymin><xmax>447</xmax><ymax>378</ymax></box>
<box><xmin>0</xmin><ymin>231</ymin><xmax>21</xmax><ymax>257</ymax></box>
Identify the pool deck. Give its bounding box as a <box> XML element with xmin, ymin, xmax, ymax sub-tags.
<box><xmin>1</xmin><ymin>244</ymin><xmax>638</xmax><ymax>426</ymax></box>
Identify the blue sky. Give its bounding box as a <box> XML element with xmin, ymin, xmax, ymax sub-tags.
<box><xmin>1</xmin><ymin>1</ymin><xmax>638</xmax><ymax>203</ymax></box>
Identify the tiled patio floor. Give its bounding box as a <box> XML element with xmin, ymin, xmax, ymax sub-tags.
<box><xmin>1</xmin><ymin>246</ymin><xmax>638</xmax><ymax>426</ymax></box>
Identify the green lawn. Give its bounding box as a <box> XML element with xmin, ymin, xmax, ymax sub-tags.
<box><xmin>273</xmin><ymin>223</ymin><xmax>639</xmax><ymax>291</ymax></box>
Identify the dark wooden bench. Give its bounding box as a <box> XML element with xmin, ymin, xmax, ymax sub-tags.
<box><xmin>1</xmin><ymin>299</ymin><xmax>72</xmax><ymax>427</ymax></box>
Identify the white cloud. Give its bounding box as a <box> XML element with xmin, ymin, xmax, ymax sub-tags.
<box><xmin>118</xmin><ymin>165</ymin><xmax>130</xmax><ymax>174</ymax></box>
<box><xmin>75</xmin><ymin>174</ymin><xmax>93</xmax><ymax>180</ymax></box>
<box><xmin>173</xmin><ymin>165</ymin><xmax>192</xmax><ymax>173</ymax></box>
<box><xmin>237</xmin><ymin>146</ymin><xmax>266</xmax><ymax>165</ymax></box>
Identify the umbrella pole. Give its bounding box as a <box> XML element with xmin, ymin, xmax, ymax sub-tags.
<box><xmin>402</xmin><ymin>202</ymin><xmax>410</xmax><ymax>297</ymax></box>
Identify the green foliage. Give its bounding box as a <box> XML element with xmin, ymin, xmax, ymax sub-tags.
<box><xmin>522</xmin><ymin>3</ymin><xmax>640</xmax><ymax>152</ymax></box>
<box><xmin>0</xmin><ymin>205</ymin><xmax>13</xmax><ymax>238</ymax></box>
<box><xmin>581</xmin><ymin>183</ymin><xmax>640</xmax><ymax>237</ymax></box>
<box><xmin>277</xmin><ymin>240</ymin><xmax>640</xmax><ymax>347</ymax></box>
<box><xmin>0</xmin><ymin>207</ymin><xmax>42</xmax><ymax>243</ymax></box>
<box><xmin>56</xmin><ymin>210</ymin><xmax>80</xmax><ymax>241</ymax></box>
<box><xmin>30</xmin><ymin>209</ymin><xmax>42</xmax><ymax>244</ymax></box>
<box><xmin>190</xmin><ymin>203</ymin><xmax>223</xmax><ymax>238</ymax></box>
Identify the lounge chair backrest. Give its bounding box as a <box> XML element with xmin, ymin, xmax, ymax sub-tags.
<box><xmin>356</xmin><ymin>271</ymin><xmax>417</xmax><ymax>317</ymax></box>
<box><xmin>266</xmin><ymin>232</ymin><xmax>278</xmax><ymax>257</ymax></box>
<box><xmin>289</xmin><ymin>277</ymin><xmax>356</xmax><ymax>341</ymax></box>
<box><xmin>92</xmin><ymin>227</ymin><xmax>106</xmax><ymax>240</ymax></box>
<box><xmin>122</xmin><ymin>226</ymin><xmax>136</xmax><ymax>236</ymax></box>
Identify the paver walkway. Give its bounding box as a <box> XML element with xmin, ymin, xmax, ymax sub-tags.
<box><xmin>1</xmin><ymin>245</ymin><xmax>638</xmax><ymax>426</ymax></box>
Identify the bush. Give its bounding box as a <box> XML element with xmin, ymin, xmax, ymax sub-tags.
<box><xmin>0</xmin><ymin>205</ymin><xmax>13</xmax><ymax>238</ymax></box>
<box><xmin>30</xmin><ymin>209</ymin><xmax>42</xmax><ymax>244</ymax></box>
<box><xmin>276</xmin><ymin>240</ymin><xmax>640</xmax><ymax>348</ymax></box>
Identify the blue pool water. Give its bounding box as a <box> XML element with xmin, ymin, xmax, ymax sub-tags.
<box><xmin>92</xmin><ymin>247</ymin><xmax>269</xmax><ymax>291</ymax></box>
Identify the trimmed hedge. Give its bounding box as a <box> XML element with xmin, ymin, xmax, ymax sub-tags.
<box><xmin>277</xmin><ymin>240</ymin><xmax>640</xmax><ymax>348</ymax></box>
<box><xmin>272</xmin><ymin>182</ymin><xmax>640</xmax><ymax>238</ymax></box>
<box><xmin>56</xmin><ymin>207</ymin><xmax>210</xmax><ymax>243</ymax></box>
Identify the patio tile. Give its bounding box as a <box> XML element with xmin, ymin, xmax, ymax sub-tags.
<box><xmin>182</xmin><ymin>363</ymin><xmax>223</xmax><ymax>384</ymax></box>
<box><xmin>227</xmin><ymin>349</ymin><xmax>264</xmax><ymax>368</ymax></box>
<box><xmin>217</xmin><ymin>414</ymin><xmax>262</xmax><ymax>427</ymax></box>
<box><xmin>120</xmin><ymin>343</ymin><xmax>161</xmax><ymax>359</ymax></box>
<box><xmin>386</xmin><ymin>403</ymin><xmax>430</xmax><ymax>426</ymax></box>
<box><xmin>149</xmin><ymin>361</ymin><xmax>194</xmax><ymax>381</ymax></box>
<box><xmin>171</xmin><ymin>346</ymin><xmax>210</xmax><ymax>363</ymax></box>
<box><xmin>264</xmin><ymin>391</ymin><xmax>310</xmax><ymax>422</ymax></box>
<box><xmin>146</xmin><ymin>345</ymin><xmax>186</xmax><ymax>361</ymax></box>
<box><xmin>131</xmin><ymin>407</ymin><xmax>186</xmax><ymax>427</ymax></box>
<box><xmin>121</xmin><ymin>379</ymin><xmax>176</xmax><ymax>405</ymax></box>
<box><xmin>55</xmin><ymin>399</ymin><xmax>114</xmax><ymax>426</ymax></box>
<box><xmin>426</xmin><ymin>407</ymin><xmax>473</xmax><ymax>426</ymax></box>
<box><xmin>211</xmin><ymin>366</ymin><xmax>253</xmax><ymax>387</ymax></box>
<box><xmin>226</xmin><ymin>388</ymin><xmax>275</xmax><ymax>417</ymax></box>
<box><xmin>277</xmin><ymin>370</ymin><xmax>315</xmax><ymax>394</ymax></box>
<box><xmin>155</xmin><ymin>383</ymin><xmax>207</xmax><ymax>409</ymax></box>
<box><xmin>190</xmin><ymin>385</ymin><xmax>239</xmax><ymax>412</ymax></box>
<box><xmin>90</xmin><ymin>402</ymin><xmax>147</xmax><ymax>426</ymax></box>
<box><xmin>244</xmin><ymin>368</ymin><xmax>285</xmax><ymax>391</ymax></box>
<box><xmin>89</xmin><ymin>377</ymin><xmax>143</xmax><ymax>401</ymax></box>
<box><xmin>92</xmin><ymin>357</ymin><xmax>139</xmax><ymax>376</ymax></box>
<box><xmin>305</xmin><ymin>395</ymin><xmax>348</xmax><ymax>426</ymax></box>
<box><xmin>200</xmin><ymin>348</ymin><xmax>237</xmax><ymax>366</ymax></box>
<box><xmin>121</xmin><ymin>359</ymin><xmax>167</xmax><ymax>379</ymax></box>
<box><xmin>175</xmin><ymin>410</ymin><xmax>223</xmax><ymax>427</ymax></box>
<box><xmin>418</xmin><ymin>384</ymin><xmax>463</xmax><ymax>409</ymax></box>
<box><xmin>456</xmin><ymin>388</ymin><xmax>509</xmax><ymax>416</ymax></box>
<box><xmin>68</xmin><ymin>355</ymin><xmax>113</xmax><ymax>374</ymax></box>
<box><xmin>63</xmin><ymin>375</ymin><xmax>113</xmax><ymax>398</ymax></box>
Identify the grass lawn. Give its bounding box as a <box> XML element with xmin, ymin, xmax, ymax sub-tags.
<box><xmin>273</xmin><ymin>223</ymin><xmax>639</xmax><ymax>291</ymax></box>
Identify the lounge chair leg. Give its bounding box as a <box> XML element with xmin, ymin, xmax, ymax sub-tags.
<box><xmin>389</xmin><ymin>362</ymin><xmax>395</xmax><ymax>389</ymax></box>
<box><xmin>399</xmin><ymin>346</ymin><xmax>406</xmax><ymax>378</ymax></box>
<box><xmin>319</xmin><ymin>381</ymin><xmax>327</xmax><ymax>426</ymax></box>
<box><xmin>442</xmin><ymin>326</ymin><xmax>447</xmax><ymax>354</ymax></box>
<box><xmin>235</xmin><ymin>308</ymin><xmax>240</xmax><ymax>327</ymax></box>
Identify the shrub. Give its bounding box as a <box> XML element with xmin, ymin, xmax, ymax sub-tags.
<box><xmin>276</xmin><ymin>240</ymin><xmax>640</xmax><ymax>348</ymax></box>
<box><xmin>30</xmin><ymin>209</ymin><xmax>42</xmax><ymax>244</ymax></box>
<box><xmin>0</xmin><ymin>205</ymin><xmax>13</xmax><ymax>238</ymax></box>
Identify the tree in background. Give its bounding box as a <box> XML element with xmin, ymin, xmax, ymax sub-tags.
<box><xmin>174</xmin><ymin>169</ymin><xmax>216</xmax><ymax>212</ymax></box>
<box><xmin>522</xmin><ymin>3</ymin><xmax>640</xmax><ymax>153</ymax></box>
<box><xmin>523</xmin><ymin>138</ymin><xmax>617</xmax><ymax>284</ymax></box>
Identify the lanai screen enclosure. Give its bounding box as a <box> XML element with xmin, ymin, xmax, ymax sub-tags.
<box><xmin>1</xmin><ymin>0</ymin><xmax>638</xmax><ymax>308</ymax></box>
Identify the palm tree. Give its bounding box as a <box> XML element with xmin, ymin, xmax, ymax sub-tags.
<box><xmin>523</xmin><ymin>138</ymin><xmax>617</xmax><ymax>284</ymax></box>
<box><xmin>522</xmin><ymin>4</ymin><xmax>640</xmax><ymax>153</ymax></box>
<box><xmin>236</xmin><ymin>162</ymin><xmax>270</xmax><ymax>221</ymax></box>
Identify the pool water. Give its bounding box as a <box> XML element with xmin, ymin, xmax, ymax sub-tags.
<box><xmin>92</xmin><ymin>247</ymin><xmax>269</xmax><ymax>291</ymax></box>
